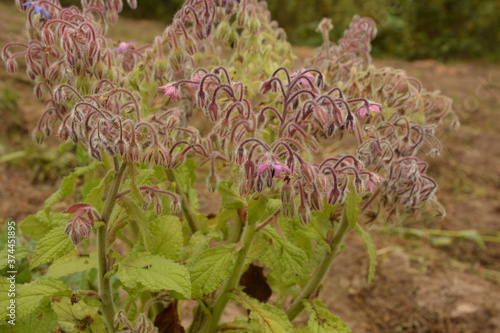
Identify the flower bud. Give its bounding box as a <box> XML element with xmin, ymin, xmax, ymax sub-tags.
<box><xmin>207</xmin><ymin>173</ymin><xmax>219</xmax><ymax>192</ymax></box>
<box><xmin>208</xmin><ymin>100</ymin><xmax>219</xmax><ymax>121</ymax></box>
<box><xmin>154</xmin><ymin>58</ymin><xmax>168</xmax><ymax>78</ymax></box>
<box><xmin>127</xmin><ymin>0</ymin><xmax>137</xmax><ymax>9</ymax></box>
<box><xmin>235</xmin><ymin>147</ymin><xmax>245</xmax><ymax>164</ymax></box>
<box><xmin>42</xmin><ymin>27</ymin><xmax>55</xmax><ymax>46</ymax></box>
<box><xmin>298</xmin><ymin>204</ymin><xmax>310</xmax><ymax>225</ymax></box>
<box><xmin>310</xmin><ymin>186</ymin><xmax>323</xmax><ymax>211</ymax></box>
<box><xmin>255</xmin><ymin>175</ymin><xmax>264</xmax><ymax>192</ymax></box>
<box><xmin>170</xmin><ymin>196</ymin><xmax>182</xmax><ymax>214</ymax></box>
<box><xmin>280</xmin><ymin>181</ymin><xmax>294</xmax><ymax>206</ymax></box>
<box><xmin>32</xmin><ymin>128</ymin><xmax>45</xmax><ymax>144</ymax></box>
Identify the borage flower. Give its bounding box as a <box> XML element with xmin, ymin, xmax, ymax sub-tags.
<box><xmin>113</xmin><ymin>41</ymin><xmax>134</xmax><ymax>53</ymax></box>
<box><xmin>257</xmin><ymin>162</ymin><xmax>292</xmax><ymax>180</ymax></box>
<box><xmin>357</xmin><ymin>101</ymin><xmax>382</xmax><ymax>119</ymax></box>
<box><xmin>23</xmin><ymin>1</ymin><xmax>50</xmax><ymax>20</ymax></box>
<box><xmin>159</xmin><ymin>84</ymin><xmax>179</xmax><ymax>101</ymax></box>
<box><xmin>290</xmin><ymin>68</ymin><xmax>315</xmax><ymax>88</ymax></box>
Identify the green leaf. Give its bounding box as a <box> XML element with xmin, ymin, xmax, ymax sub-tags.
<box><xmin>304</xmin><ymin>299</ymin><xmax>351</xmax><ymax>333</ymax></box>
<box><xmin>188</xmin><ymin>245</ymin><xmax>237</xmax><ymax>299</ymax></box>
<box><xmin>31</xmin><ymin>225</ymin><xmax>74</xmax><ymax>269</ymax></box>
<box><xmin>46</xmin><ymin>250</ymin><xmax>97</xmax><ymax>279</ymax></box>
<box><xmin>247</xmin><ymin>196</ymin><xmax>281</xmax><ymax>226</ymax></box>
<box><xmin>0</xmin><ymin>277</ymin><xmax>69</xmax><ymax>321</ymax></box>
<box><xmin>147</xmin><ymin>215</ymin><xmax>183</xmax><ymax>261</ymax></box>
<box><xmin>345</xmin><ymin>182</ymin><xmax>362</xmax><ymax>228</ymax></box>
<box><xmin>261</xmin><ymin>228</ymin><xmax>308</xmax><ymax>276</ymax></box>
<box><xmin>118</xmin><ymin>252</ymin><xmax>191</xmax><ymax>298</ymax></box>
<box><xmin>84</xmin><ymin>168</ymin><xmax>116</xmax><ymax>210</ymax></box>
<box><xmin>44</xmin><ymin>162</ymin><xmax>101</xmax><ymax>214</ymax></box>
<box><xmin>174</xmin><ymin>158</ymin><xmax>197</xmax><ymax>193</ymax></box>
<box><xmin>233</xmin><ymin>292</ymin><xmax>293</xmax><ymax>333</ymax></box>
<box><xmin>1</xmin><ymin>298</ymin><xmax>58</xmax><ymax>333</ymax></box>
<box><xmin>20</xmin><ymin>212</ymin><xmax>69</xmax><ymax>241</ymax></box>
<box><xmin>0</xmin><ymin>247</ymin><xmax>28</xmax><ymax>270</ymax></box>
<box><xmin>353</xmin><ymin>223</ymin><xmax>377</xmax><ymax>285</ymax></box>
<box><xmin>180</xmin><ymin>230</ymin><xmax>223</xmax><ymax>261</ymax></box>
<box><xmin>51</xmin><ymin>297</ymin><xmax>106</xmax><ymax>332</ymax></box>
<box><xmin>219</xmin><ymin>181</ymin><xmax>247</xmax><ymax>210</ymax></box>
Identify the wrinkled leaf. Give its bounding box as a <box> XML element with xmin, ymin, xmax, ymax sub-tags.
<box><xmin>31</xmin><ymin>225</ymin><xmax>74</xmax><ymax>269</ymax></box>
<box><xmin>233</xmin><ymin>292</ymin><xmax>293</xmax><ymax>333</ymax></box>
<box><xmin>46</xmin><ymin>250</ymin><xmax>97</xmax><ymax>279</ymax></box>
<box><xmin>304</xmin><ymin>299</ymin><xmax>351</xmax><ymax>333</ymax></box>
<box><xmin>188</xmin><ymin>244</ymin><xmax>236</xmax><ymax>299</ymax></box>
<box><xmin>118</xmin><ymin>252</ymin><xmax>191</xmax><ymax>299</ymax></box>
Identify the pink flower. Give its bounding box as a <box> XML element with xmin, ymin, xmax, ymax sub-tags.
<box><xmin>357</xmin><ymin>101</ymin><xmax>382</xmax><ymax>119</ymax></box>
<box><xmin>290</xmin><ymin>68</ymin><xmax>315</xmax><ymax>88</ymax></box>
<box><xmin>113</xmin><ymin>42</ymin><xmax>134</xmax><ymax>53</ymax></box>
<box><xmin>257</xmin><ymin>163</ymin><xmax>292</xmax><ymax>179</ymax></box>
<box><xmin>159</xmin><ymin>84</ymin><xmax>179</xmax><ymax>101</ymax></box>
<box><xmin>190</xmin><ymin>73</ymin><xmax>203</xmax><ymax>90</ymax></box>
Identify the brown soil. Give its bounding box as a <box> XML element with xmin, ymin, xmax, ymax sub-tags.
<box><xmin>1</xmin><ymin>4</ymin><xmax>499</xmax><ymax>332</ymax></box>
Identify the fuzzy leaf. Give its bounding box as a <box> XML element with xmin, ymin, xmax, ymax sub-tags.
<box><xmin>345</xmin><ymin>182</ymin><xmax>362</xmax><ymax>228</ymax></box>
<box><xmin>247</xmin><ymin>197</ymin><xmax>281</xmax><ymax>226</ymax></box>
<box><xmin>0</xmin><ymin>247</ymin><xmax>28</xmax><ymax>270</ymax></box>
<box><xmin>44</xmin><ymin>162</ymin><xmax>101</xmax><ymax>214</ymax></box>
<box><xmin>261</xmin><ymin>228</ymin><xmax>308</xmax><ymax>276</ymax></box>
<box><xmin>147</xmin><ymin>215</ymin><xmax>183</xmax><ymax>261</ymax></box>
<box><xmin>353</xmin><ymin>223</ymin><xmax>377</xmax><ymax>284</ymax></box>
<box><xmin>46</xmin><ymin>250</ymin><xmax>97</xmax><ymax>279</ymax></box>
<box><xmin>20</xmin><ymin>212</ymin><xmax>68</xmax><ymax>241</ymax></box>
<box><xmin>188</xmin><ymin>244</ymin><xmax>237</xmax><ymax>299</ymax></box>
<box><xmin>2</xmin><ymin>298</ymin><xmax>58</xmax><ymax>332</ymax></box>
<box><xmin>233</xmin><ymin>292</ymin><xmax>293</xmax><ymax>333</ymax></box>
<box><xmin>219</xmin><ymin>181</ymin><xmax>247</xmax><ymax>210</ymax></box>
<box><xmin>52</xmin><ymin>297</ymin><xmax>106</xmax><ymax>332</ymax></box>
<box><xmin>84</xmin><ymin>168</ymin><xmax>116</xmax><ymax>210</ymax></box>
<box><xmin>304</xmin><ymin>299</ymin><xmax>351</xmax><ymax>333</ymax></box>
<box><xmin>31</xmin><ymin>225</ymin><xmax>74</xmax><ymax>269</ymax></box>
<box><xmin>0</xmin><ymin>277</ymin><xmax>69</xmax><ymax>321</ymax></box>
<box><xmin>118</xmin><ymin>252</ymin><xmax>191</xmax><ymax>298</ymax></box>
<box><xmin>174</xmin><ymin>158</ymin><xmax>197</xmax><ymax>193</ymax></box>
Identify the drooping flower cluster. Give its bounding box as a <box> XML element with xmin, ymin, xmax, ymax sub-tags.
<box><xmin>63</xmin><ymin>203</ymin><xmax>100</xmax><ymax>245</ymax></box>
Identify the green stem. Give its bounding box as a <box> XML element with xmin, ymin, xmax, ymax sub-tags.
<box><xmin>204</xmin><ymin>214</ymin><xmax>255</xmax><ymax>333</ymax></box>
<box><xmin>286</xmin><ymin>207</ymin><xmax>351</xmax><ymax>321</ymax></box>
<box><xmin>165</xmin><ymin>169</ymin><xmax>199</xmax><ymax>233</ymax></box>
<box><xmin>97</xmin><ymin>161</ymin><xmax>128</xmax><ymax>332</ymax></box>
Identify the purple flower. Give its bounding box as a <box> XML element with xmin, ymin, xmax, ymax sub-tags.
<box><xmin>23</xmin><ymin>2</ymin><xmax>50</xmax><ymax>20</ymax></box>
<box><xmin>290</xmin><ymin>68</ymin><xmax>315</xmax><ymax>88</ymax></box>
<box><xmin>357</xmin><ymin>101</ymin><xmax>382</xmax><ymax>119</ymax></box>
<box><xmin>113</xmin><ymin>41</ymin><xmax>135</xmax><ymax>53</ymax></box>
<box><xmin>257</xmin><ymin>163</ymin><xmax>292</xmax><ymax>179</ymax></box>
<box><xmin>159</xmin><ymin>84</ymin><xmax>179</xmax><ymax>101</ymax></box>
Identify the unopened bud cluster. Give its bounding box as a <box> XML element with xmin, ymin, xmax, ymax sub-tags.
<box><xmin>2</xmin><ymin>0</ymin><xmax>457</xmax><ymax>231</ymax></box>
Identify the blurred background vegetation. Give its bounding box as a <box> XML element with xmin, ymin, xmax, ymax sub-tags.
<box><xmin>46</xmin><ymin>0</ymin><xmax>500</xmax><ymax>61</ymax></box>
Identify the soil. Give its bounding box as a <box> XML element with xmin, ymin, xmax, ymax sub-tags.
<box><xmin>1</xmin><ymin>3</ymin><xmax>499</xmax><ymax>332</ymax></box>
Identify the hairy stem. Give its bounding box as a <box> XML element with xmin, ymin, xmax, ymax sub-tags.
<box><xmin>286</xmin><ymin>207</ymin><xmax>350</xmax><ymax>320</ymax></box>
<box><xmin>97</xmin><ymin>161</ymin><xmax>128</xmax><ymax>332</ymax></box>
<box><xmin>204</xmin><ymin>211</ymin><xmax>254</xmax><ymax>332</ymax></box>
<box><xmin>165</xmin><ymin>169</ymin><xmax>200</xmax><ymax>233</ymax></box>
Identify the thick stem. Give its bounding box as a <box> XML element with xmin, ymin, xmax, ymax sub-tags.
<box><xmin>97</xmin><ymin>161</ymin><xmax>128</xmax><ymax>332</ymax></box>
<box><xmin>204</xmin><ymin>214</ymin><xmax>255</xmax><ymax>333</ymax></box>
<box><xmin>165</xmin><ymin>169</ymin><xmax>200</xmax><ymax>233</ymax></box>
<box><xmin>286</xmin><ymin>208</ymin><xmax>351</xmax><ymax>321</ymax></box>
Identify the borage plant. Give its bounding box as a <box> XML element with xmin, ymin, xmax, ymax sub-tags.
<box><xmin>1</xmin><ymin>0</ymin><xmax>457</xmax><ymax>332</ymax></box>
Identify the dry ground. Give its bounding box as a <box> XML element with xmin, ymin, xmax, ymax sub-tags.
<box><xmin>1</xmin><ymin>3</ymin><xmax>499</xmax><ymax>332</ymax></box>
